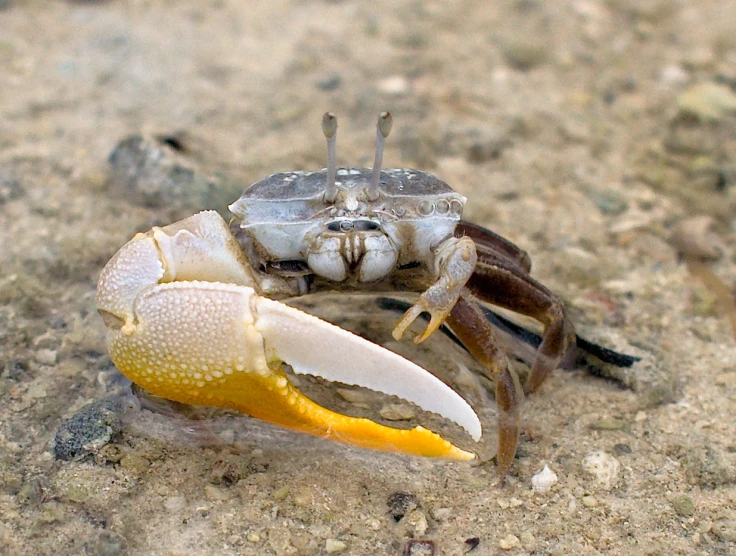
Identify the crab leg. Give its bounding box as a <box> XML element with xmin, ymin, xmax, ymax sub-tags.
<box><xmin>456</xmin><ymin>221</ymin><xmax>532</xmax><ymax>273</ymax></box>
<box><xmin>446</xmin><ymin>293</ymin><xmax>523</xmax><ymax>472</ymax></box>
<box><xmin>465</xmin><ymin>255</ymin><xmax>576</xmax><ymax>393</ymax></box>
<box><xmin>97</xmin><ymin>211</ymin><xmax>480</xmax><ymax>460</ymax></box>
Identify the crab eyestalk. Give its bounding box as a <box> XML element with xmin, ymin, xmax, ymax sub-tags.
<box><xmin>322</xmin><ymin>112</ymin><xmax>338</xmax><ymax>203</ymax></box>
<box><xmin>368</xmin><ymin>111</ymin><xmax>393</xmax><ymax>202</ymax></box>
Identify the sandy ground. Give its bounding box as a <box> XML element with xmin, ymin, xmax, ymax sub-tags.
<box><xmin>1</xmin><ymin>1</ymin><xmax>736</xmax><ymax>554</ymax></box>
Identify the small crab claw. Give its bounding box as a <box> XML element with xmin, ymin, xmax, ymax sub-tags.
<box><xmin>392</xmin><ymin>236</ymin><xmax>477</xmax><ymax>344</ymax></box>
<box><xmin>97</xmin><ymin>211</ymin><xmax>480</xmax><ymax>461</ymax></box>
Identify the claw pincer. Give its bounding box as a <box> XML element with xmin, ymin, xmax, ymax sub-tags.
<box><xmin>97</xmin><ymin>211</ymin><xmax>480</xmax><ymax>460</ymax></box>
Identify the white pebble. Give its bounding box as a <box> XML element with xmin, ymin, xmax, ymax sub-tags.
<box><xmin>582</xmin><ymin>495</ymin><xmax>598</xmax><ymax>507</ymax></box>
<box><xmin>498</xmin><ymin>534</ymin><xmax>520</xmax><ymax>550</ymax></box>
<box><xmin>582</xmin><ymin>450</ymin><xmax>620</xmax><ymax>490</ymax></box>
<box><xmin>531</xmin><ymin>464</ymin><xmax>558</xmax><ymax>493</ymax></box>
<box><xmin>377</xmin><ymin>75</ymin><xmax>410</xmax><ymax>95</ymax></box>
<box><xmin>35</xmin><ymin>349</ymin><xmax>58</xmax><ymax>365</ymax></box>
<box><xmin>325</xmin><ymin>539</ymin><xmax>347</xmax><ymax>553</ymax></box>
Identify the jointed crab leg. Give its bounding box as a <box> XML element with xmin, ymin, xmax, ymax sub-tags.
<box><xmin>456</xmin><ymin>221</ymin><xmax>532</xmax><ymax>273</ymax></box>
<box><xmin>446</xmin><ymin>293</ymin><xmax>522</xmax><ymax>471</ymax></box>
<box><xmin>466</xmin><ymin>255</ymin><xmax>576</xmax><ymax>394</ymax></box>
<box><xmin>97</xmin><ymin>211</ymin><xmax>480</xmax><ymax>460</ymax></box>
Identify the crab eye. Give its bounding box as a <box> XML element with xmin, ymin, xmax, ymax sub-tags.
<box><xmin>326</xmin><ymin>219</ymin><xmax>380</xmax><ymax>232</ymax></box>
<box><xmin>354</xmin><ymin>220</ymin><xmax>380</xmax><ymax>231</ymax></box>
<box><xmin>327</xmin><ymin>220</ymin><xmax>351</xmax><ymax>232</ymax></box>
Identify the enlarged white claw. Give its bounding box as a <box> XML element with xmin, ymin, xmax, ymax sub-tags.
<box><xmin>254</xmin><ymin>297</ymin><xmax>482</xmax><ymax>442</ymax></box>
<box><xmin>98</xmin><ymin>210</ymin><xmax>480</xmax><ymax>460</ymax></box>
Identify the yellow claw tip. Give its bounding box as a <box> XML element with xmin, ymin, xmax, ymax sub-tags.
<box><xmin>449</xmin><ymin>447</ymin><xmax>477</xmax><ymax>462</ymax></box>
<box><xmin>402</xmin><ymin>426</ymin><xmax>476</xmax><ymax>461</ymax></box>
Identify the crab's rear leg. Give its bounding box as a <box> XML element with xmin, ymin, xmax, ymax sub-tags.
<box><xmin>466</xmin><ymin>254</ymin><xmax>576</xmax><ymax>393</ymax></box>
<box><xmin>446</xmin><ymin>293</ymin><xmax>522</xmax><ymax>472</ymax></box>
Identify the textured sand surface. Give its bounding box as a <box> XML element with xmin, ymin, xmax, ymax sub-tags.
<box><xmin>1</xmin><ymin>2</ymin><xmax>735</xmax><ymax>554</ymax></box>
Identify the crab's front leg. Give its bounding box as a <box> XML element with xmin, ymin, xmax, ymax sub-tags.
<box><xmin>446</xmin><ymin>293</ymin><xmax>523</xmax><ymax>473</ymax></box>
<box><xmin>392</xmin><ymin>236</ymin><xmax>477</xmax><ymax>343</ymax></box>
<box><xmin>97</xmin><ymin>211</ymin><xmax>480</xmax><ymax>460</ymax></box>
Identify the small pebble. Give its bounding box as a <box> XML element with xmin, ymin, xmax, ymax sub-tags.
<box><xmin>432</xmin><ymin>507</ymin><xmax>451</xmax><ymax>521</ymax></box>
<box><xmin>520</xmin><ymin>531</ymin><xmax>536</xmax><ymax>550</ymax></box>
<box><xmin>272</xmin><ymin>486</ymin><xmax>290</xmax><ymax>501</ymax></box>
<box><xmin>677</xmin><ymin>82</ymin><xmax>736</xmax><ymax>121</ymax></box>
<box><xmin>335</xmin><ymin>388</ymin><xmax>375</xmax><ymax>405</ymax></box>
<box><xmin>589</xmin><ymin>189</ymin><xmax>628</xmax><ymax>216</ymax></box>
<box><xmin>582</xmin><ymin>495</ymin><xmax>598</xmax><ymax>507</ymax></box>
<box><xmin>498</xmin><ymin>534</ymin><xmax>520</xmax><ymax>550</ymax></box>
<box><xmin>292</xmin><ymin>486</ymin><xmax>312</xmax><ymax>506</ymax></box>
<box><xmin>671</xmin><ymin>495</ymin><xmax>695</xmax><ymax>517</ymax></box>
<box><xmin>325</xmin><ymin>538</ymin><xmax>347</xmax><ymax>553</ymax></box>
<box><xmin>712</xmin><ymin>518</ymin><xmax>736</xmax><ymax>542</ymax></box>
<box><xmin>669</xmin><ymin>215</ymin><xmax>723</xmax><ymax>260</ymax></box>
<box><xmin>52</xmin><ymin>399</ymin><xmax>122</xmax><ymax>461</ymax></box>
<box><xmin>316</xmin><ymin>74</ymin><xmax>342</xmax><ymax>91</ymax></box>
<box><xmin>377</xmin><ymin>75</ymin><xmax>409</xmax><ymax>95</ymax></box>
<box><xmin>532</xmin><ymin>465</ymin><xmax>558</xmax><ymax>493</ymax></box>
<box><xmin>387</xmin><ymin>491</ymin><xmax>419</xmax><ymax>522</ymax></box>
<box><xmin>35</xmin><ymin>349</ymin><xmax>57</xmax><ymax>366</ymax></box>
<box><xmin>27</xmin><ymin>383</ymin><xmax>47</xmax><ymax>399</ymax></box>
<box><xmin>698</xmin><ymin>519</ymin><xmax>712</xmax><ymax>534</ymax></box>
<box><xmin>590</xmin><ymin>417</ymin><xmax>626</xmax><ymax>431</ymax></box>
<box><xmin>119</xmin><ymin>453</ymin><xmax>150</xmax><ymax>474</ymax></box>
<box><xmin>217</xmin><ymin>429</ymin><xmax>235</xmax><ymax>444</ymax></box>
<box><xmin>247</xmin><ymin>532</ymin><xmax>261</xmax><ymax>543</ymax></box>
<box><xmin>405</xmin><ymin>509</ymin><xmax>429</xmax><ymax>535</ymax></box>
<box><xmin>464</xmin><ymin>537</ymin><xmax>480</xmax><ymax>551</ymax></box>
<box><xmin>715</xmin><ymin>372</ymin><xmax>736</xmax><ymax>387</ymax></box>
<box><xmin>204</xmin><ymin>485</ymin><xmax>231</xmax><ymax>502</ymax></box>
<box><xmin>634</xmin><ymin>411</ymin><xmax>648</xmax><ymax>422</ymax></box>
<box><xmin>405</xmin><ymin>540</ymin><xmax>435</xmax><ymax>556</ymax></box>
<box><xmin>659</xmin><ymin>64</ymin><xmax>689</xmax><ymax>86</ymax></box>
<box><xmin>379</xmin><ymin>403</ymin><xmax>415</xmax><ymax>421</ymax></box>
<box><xmin>582</xmin><ymin>451</ymin><xmax>621</xmax><ymax>490</ymax></box>
<box><xmin>502</xmin><ymin>40</ymin><xmax>546</xmax><ymax>70</ymax></box>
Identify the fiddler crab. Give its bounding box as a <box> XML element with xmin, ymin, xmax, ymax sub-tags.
<box><xmin>97</xmin><ymin>112</ymin><xmax>575</xmax><ymax>472</ymax></box>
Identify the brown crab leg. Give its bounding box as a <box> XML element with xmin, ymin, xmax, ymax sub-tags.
<box><xmin>456</xmin><ymin>221</ymin><xmax>532</xmax><ymax>273</ymax></box>
<box><xmin>447</xmin><ymin>293</ymin><xmax>522</xmax><ymax>472</ymax></box>
<box><xmin>465</xmin><ymin>254</ymin><xmax>576</xmax><ymax>394</ymax></box>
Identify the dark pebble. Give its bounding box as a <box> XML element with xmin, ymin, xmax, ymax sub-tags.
<box><xmin>387</xmin><ymin>491</ymin><xmax>420</xmax><ymax>522</ymax></box>
<box><xmin>107</xmin><ymin>135</ymin><xmax>217</xmax><ymax>213</ymax></box>
<box><xmin>316</xmin><ymin>75</ymin><xmax>342</xmax><ymax>91</ymax></box>
<box><xmin>0</xmin><ymin>171</ymin><xmax>24</xmax><ymax>204</ymax></box>
<box><xmin>465</xmin><ymin>537</ymin><xmax>480</xmax><ymax>552</ymax></box>
<box><xmin>52</xmin><ymin>398</ymin><xmax>123</xmax><ymax>461</ymax></box>
<box><xmin>613</xmin><ymin>443</ymin><xmax>633</xmax><ymax>455</ymax></box>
